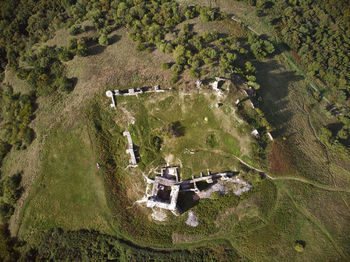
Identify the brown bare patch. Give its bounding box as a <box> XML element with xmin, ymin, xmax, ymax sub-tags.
<box><xmin>269</xmin><ymin>142</ymin><xmax>290</xmax><ymax>175</ymax></box>
<box><xmin>172</xmin><ymin>232</ymin><xmax>204</xmax><ymax>243</ymax></box>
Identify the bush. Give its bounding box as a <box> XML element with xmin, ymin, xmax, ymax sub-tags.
<box><xmin>170</xmin><ymin>75</ymin><xmax>179</xmax><ymax>84</ymax></box>
<box><xmin>169</xmin><ymin>121</ymin><xmax>185</xmax><ymax>137</ymax></box>
<box><xmin>171</xmin><ymin>63</ymin><xmax>183</xmax><ymax>75</ymax></box>
<box><xmin>2</xmin><ymin>173</ymin><xmax>22</xmax><ymax>206</ymax></box>
<box><xmin>151</xmin><ymin>136</ymin><xmax>162</xmax><ymax>152</ymax></box>
<box><xmin>294</xmin><ymin>241</ymin><xmax>306</xmax><ymax>252</ymax></box>
<box><xmin>68</xmin><ymin>38</ymin><xmax>78</xmax><ymax>53</ymax></box>
<box><xmin>188</xmin><ymin>68</ymin><xmax>199</xmax><ymax>78</ymax></box>
<box><xmin>0</xmin><ymin>140</ymin><xmax>11</xmax><ymax>164</ymax></box>
<box><xmin>59</xmin><ymin>49</ymin><xmax>73</xmax><ymax>61</ymax></box>
<box><xmin>206</xmin><ymin>134</ymin><xmax>218</xmax><ymax>148</ymax></box>
<box><xmin>98</xmin><ymin>34</ymin><xmax>109</xmax><ymax>46</ymax></box>
<box><xmin>69</xmin><ymin>25</ymin><xmax>82</xmax><ymax>35</ymax></box>
<box><xmin>162</xmin><ymin>63</ymin><xmax>170</xmax><ymax>70</ymax></box>
<box><xmin>202</xmin><ymin>32</ymin><xmax>218</xmax><ymax>42</ymax></box>
<box><xmin>59</xmin><ymin>77</ymin><xmax>75</xmax><ymax>93</ymax></box>
<box><xmin>164</xmin><ymin>43</ymin><xmax>173</xmax><ymax>54</ymax></box>
<box><xmin>76</xmin><ymin>48</ymin><xmax>87</xmax><ymax>57</ymax></box>
<box><xmin>173</xmin><ymin>45</ymin><xmax>187</xmax><ymax>65</ymax></box>
<box><xmin>136</xmin><ymin>42</ymin><xmax>146</xmax><ymax>51</ymax></box>
<box><xmin>0</xmin><ymin>201</ymin><xmax>14</xmax><ymax>220</ymax></box>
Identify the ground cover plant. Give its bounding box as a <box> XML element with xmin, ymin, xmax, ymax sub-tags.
<box><xmin>233</xmin><ymin>0</ymin><xmax>350</xmax><ymax>152</ymax></box>
<box><xmin>0</xmin><ymin>0</ymin><xmax>349</xmax><ymax>261</ymax></box>
<box><xmin>18</xmin><ymin>124</ymin><xmax>116</xmax><ymax>242</ymax></box>
<box><xmin>84</xmin><ymin>94</ymin><xmax>267</xmax><ymax>246</ymax></box>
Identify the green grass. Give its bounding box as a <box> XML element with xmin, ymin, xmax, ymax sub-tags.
<box><xmin>17</xmin><ymin>125</ymin><xmax>116</xmax><ymax>241</ymax></box>
<box><xmin>6</xmin><ymin>3</ymin><xmax>348</xmax><ymax>260</ymax></box>
<box><xmin>121</xmin><ymin>91</ymin><xmax>250</xmax><ymax>179</ymax></box>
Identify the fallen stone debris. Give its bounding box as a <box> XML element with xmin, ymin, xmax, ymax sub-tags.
<box><xmin>186</xmin><ymin>211</ymin><xmax>199</xmax><ymax>227</ymax></box>
<box><xmin>137</xmin><ymin>166</ymin><xmax>252</xmax><ymax>216</ymax></box>
<box><xmin>123</xmin><ymin>131</ymin><xmax>138</xmax><ymax>167</ymax></box>
<box><xmin>106</xmin><ymin>85</ymin><xmax>165</xmax><ymax>108</ymax></box>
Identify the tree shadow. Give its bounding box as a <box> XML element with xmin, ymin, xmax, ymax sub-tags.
<box><xmin>171</xmin><ymin>121</ymin><xmax>186</xmax><ymax>137</ymax></box>
<box><xmin>273</xmin><ymin>41</ymin><xmax>291</xmax><ymax>56</ymax></box>
<box><xmin>255</xmin><ymin>59</ymin><xmax>304</xmax><ymax>137</ymax></box>
<box><xmin>109</xmin><ymin>34</ymin><xmax>120</xmax><ymax>45</ymax></box>
<box><xmin>87</xmin><ymin>44</ymin><xmax>106</xmax><ymax>56</ymax></box>
<box><xmin>82</xmin><ymin>25</ymin><xmax>95</xmax><ymax>32</ymax></box>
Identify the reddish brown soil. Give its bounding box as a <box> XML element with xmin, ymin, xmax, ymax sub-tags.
<box><xmin>269</xmin><ymin>142</ymin><xmax>290</xmax><ymax>175</ymax></box>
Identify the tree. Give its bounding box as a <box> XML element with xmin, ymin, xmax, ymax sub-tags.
<box><xmin>294</xmin><ymin>241</ymin><xmax>306</xmax><ymax>252</ymax></box>
<box><xmin>98</xmin><ymin>34</ymin><xmax>109</xmax><ymax>46</ymax></box>
<box><xmin>188</xmin><ymin>69</ymin><xmax>199</xmax><ymax>78</ymax></box>
<box><xmin>0</xmin><ymin>140</ymin><xmax>11</xmax><ymax>164</ymax></box>
<box><xmin>69</xmin><ymin>25</ymin><xmax>82</xmax><ymax>35</ymax></box>
<box><xmin>171</xmin><ymin>64</ymin><xmax>183</xmax><ymax>75</ymax></box>
<box><xmin>169</xmin><ymin>121</ymin><xmax>185</xmax><ymax>137</ymax></box>
<box><xmin>0</xmin><ymin>201</ymin><xmax>13</xmax><ymax>220</ymax></box>
<box><xmin>59</xmin><ymin>48</ymin><xmax>73</xmax><ymax>61</ymax></box>
<box><xmin>173</xmin><ymin>45</ymin><xmax>186</xmax><ymax>65</ymax></box>
<box><xmin>263</xmin><ymin>40</ymin><xmax>275</xmax><ymax>54</ymax></box>
<box><xmin>162</xmin><ymin>63</ymin><xmax>170</xmax><ymax>70</ymax></box>
<box><xmin>59</xmin><ymin>77</ymin><xmax>74</xmax><ymax>93</ymax></box>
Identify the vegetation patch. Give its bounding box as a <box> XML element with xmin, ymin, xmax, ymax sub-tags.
<box><xmin>18</xmin><ymin>125</ymin><xmax>115</xmax><ymax>241</ymax></box>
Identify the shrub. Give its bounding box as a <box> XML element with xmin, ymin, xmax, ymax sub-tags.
<box><xmin>69</xmin><ymin>25</ymin><xmax>82</xmax><ymax>35</ymax></box>
<box><xmin>0</xmin><ymin>140</ymin><xmax>11</xmax><ymax>164</ymax></box>
<box><xmin>206</xmin><ymin>134</ymin><xmax>218</xmax><ymax>148</ymax></box>
<box><xmin>171</xmin><ymin>64</ymin><xmax>183</xmax><ymax>75</ymax></box>
<box><xmin>136</xmin><ymin>42</ymin><xmax>146</xmax><ymax>51</ymax></box>
<box><xmin>59</xmin><ymin>77</ymin><xmax>75</xmax><ymax>93</ymax></box>
<box><xmin>68</xmin><ymin>38</ymin><xmax>78</xmax><ymax>53</ymax></box>
<box><xmin>162</xmin><ymin>63</ymin><xmax>170</xmax><ymax>70</ymax></box>
<box><xmin>294</xmin><ymin>241</ymin><xmax>306</xmax><ymax>252</ymax></box>
<box><xmin>59</xmin><ymin>49</ymin><xmax>73</xmax><ymax>61</ymax></box>
<box><xmin>0</xmin><ymin>201</ymin><xmax>13</xmax><ymax>220</ymax></box>
<box><xmin>173</xmin><ymin>45</ymin><xmax>187</xmax><ymax>65</ymax></box>
<box><xmin>76</xmin><ymin>48</ymin><xmax>87</xmax><ymax>57</ymax></box>
<box><xmin>169</xmin><ymin>121</ymin><xmax>185</xmax><ymax>137</ymax></box>
<box><xmin>151</xmin><ymin>136</ymin><xmax>162</xmax><ymax>152</ymax></box>
<box><xmin>170</xmin><ymin>75</ymin><xmax>179</xmax><ymax>84</ymax></box>
<box><xmin>164</xmin><ymin>43</ymin><xmax>174</xmax><ymax>54</ymax></box>
<box><xmin>202</xmin><ymin>32</ymin><xmax>218</xmax><ymax>42</ymax></box>
<box><xmin>188</xmin><ymin>69</ymin><xmax>199</xmax><ymax>78</ymax></box>
<box><xmin>98</xmin><ymin>34</ymin><xmax>109</xmax><ymax>46</ymax></box>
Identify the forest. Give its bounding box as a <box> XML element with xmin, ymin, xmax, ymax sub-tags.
<box><xmin>0</xmin><ymin>0</ymin><xmax>349</xmax><ymax>260</ymax></box>
<box><xmin>235</xmin><ymin>0</ymin><xmax>350</xmax><ymax>149</ymax></box>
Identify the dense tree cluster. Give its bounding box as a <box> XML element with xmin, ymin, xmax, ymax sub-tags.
<box><xmin>156</xmin><ymin>22</ymin><xmax>268</xmax><ymax>86</ymax></box>
<box><xmin>0</xmin><ymin>172</ymin><xmax>22</xmax><ymax>222</ymax></box>
<box><xmin>0</xmin><ymin>84</ymin><xmax>35</xmax><ymax>152</ymax></box>
<box><xmin>19</xmin><ymin>46</ymin><xmax>75</xmax><ymax>96</ymax></box>
<box><xmin>236</xmin><ymin>0</ymin><xmax>350</xmax><ymax>148</ymax></box>
<box><xmin>10</xmin><ymin>228</ymin><xmax>240</xmax><ymax>261</ymax></box>
<box><xmin>0</xmin><ymin>0</ymin><xmax>76</xmax><ymax>71</ymax></box>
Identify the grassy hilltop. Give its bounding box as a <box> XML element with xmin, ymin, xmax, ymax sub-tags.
<box><xmin>0</xmin><ymin>0</ymin><xmax>349</xmax><ymax>261</ymax></box>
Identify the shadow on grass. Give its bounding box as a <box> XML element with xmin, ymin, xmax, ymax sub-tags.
<box><xmin>177</xmin><ymin>191</ymin><xmax>199</xmax><ymax>214</ymax></box>
<box><xmin>256</xmin><ymin>59</ymin><xmax>304</xmax><ymax>138</ymax></box>
<box><xmin>109</xmin><ymin>34</ymin><xmax>120</xmax><ymax>45</ymax></box>
<box><xmin>87</xmin><ymin>44</ymin><xmax>106</xmax><ymax>56</ymax></box>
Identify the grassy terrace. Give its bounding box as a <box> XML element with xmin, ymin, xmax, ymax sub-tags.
<box><xmin>0</xmin><ymin>1</ymin><xmax>348</xmax><ymax>260</ymax></box>
<box><xmin>115</xmin><ymin>89</ymin><xmax>253</xmax><ymax>178</ymax></box>
<box><xmin>17</xmin><ymin>125</ymin><xmax>116</xmax><ymax>242</ymax></box>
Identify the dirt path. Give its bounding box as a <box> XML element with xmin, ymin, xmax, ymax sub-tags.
<box><xmin>234</xmin><ymin>154</ymin><xmax>350</xmax><ymax>194</ymax></box>
<box><xmin>197</xmin><ymin>147</ymin><xmax>350</xmax><ymax>194</ymax></box>
<box><xmin>283</xmin><ymin>188</ymin><xmax>347</xmax><ymax>260</ymax></box>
